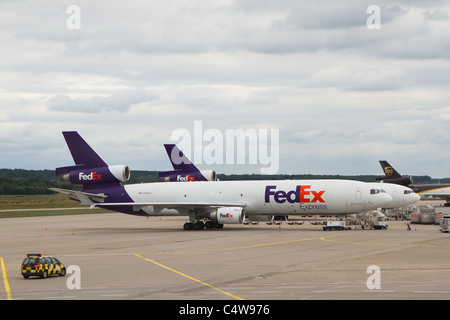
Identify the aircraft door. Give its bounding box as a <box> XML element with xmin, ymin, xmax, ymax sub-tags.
<box><xmin>356</xmin><ymin>188</ymin><xmax>361</xmax><ymax>200</ymax></box>
<box><xmin>355</xmin><ymin>187</ymin><xmax>366</xmax><ymax>210</ymax></box>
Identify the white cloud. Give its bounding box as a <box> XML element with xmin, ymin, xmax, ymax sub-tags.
<box><xmin>0</xmin><ymin>1</ymin><xmax>450</xmax><ymax>177</ymax></box>
<box><xmin>46</xmin><ymin>89</ymin><xmax>156</xmax><ymax>113</ymax></box>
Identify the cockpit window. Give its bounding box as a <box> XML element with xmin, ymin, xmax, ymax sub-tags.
<box><xmin>370</xmin><ymin>189</ymin><xmax>386</xmax><ymax>194</ymax></box>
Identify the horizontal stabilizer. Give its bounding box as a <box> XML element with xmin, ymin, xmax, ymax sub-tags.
<box><xmin>48</xmin><ymin>188</ymin><xmax>107</xmax><ymax>204</ymax></box>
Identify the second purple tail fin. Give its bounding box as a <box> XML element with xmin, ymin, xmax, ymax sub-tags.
<box><xmin>159</xmin><ymin>144</ymin><xmax>216</xmax><ymax>182</ymax></box>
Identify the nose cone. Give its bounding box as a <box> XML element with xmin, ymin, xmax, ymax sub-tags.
<box><xmin>380</xmin><ymin>193</ymin><xmax>393</xmax><ymax>207</ymax></box>
<box><xmin>377</xmin><ymin>183</ymin><xmax>421</xmax><ymax>208</ymax></box>
<box><xmin>410</xmin><ymin>192</ymin><xmax>421</xmax><ymax>204</ymax></box>
<box><xmin>369</xmin><ymin>192</ymin><xmax>392</xmax><ymax>209</ymax></box>
<box><xmin>401</xmin><ymin>186</ymin><xmax>420</xmax><ymax>206</ymax></box>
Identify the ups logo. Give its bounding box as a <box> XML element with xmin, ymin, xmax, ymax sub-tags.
<box><xmin>384</xmin><ymin>166</ymin><xmax>394</xmax><ymax>177</ymax></box>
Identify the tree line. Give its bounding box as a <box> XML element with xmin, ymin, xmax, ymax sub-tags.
<box><xmin>0</xmin><ymin>168</ymin><xmax>445</xmax><ymax>195</ymax></box>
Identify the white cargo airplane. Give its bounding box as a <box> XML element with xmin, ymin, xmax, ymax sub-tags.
<box><xmin>160</xmin><ymin>144</ymin><xmax>420</xmax><ymax>211</ymax></box>
<box><xmin>50</xmin><ymin>132</ymin><xmax>419</xmax><ymax>230</ymax></box>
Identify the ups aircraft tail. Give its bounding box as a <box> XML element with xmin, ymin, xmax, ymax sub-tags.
<box><xmin>379</xmin><ymin>160</ymin><xmax>402</xmax><ymax>179</ymax></box>
<box><xmin>377</xmin><ymin>160</ymin><xmax>413</xmax><ymax>186</ymax></box>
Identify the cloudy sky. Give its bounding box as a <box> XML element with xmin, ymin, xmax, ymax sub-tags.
<box><xmin>1</xmin><ymin>0</ymin><xmax>450</xmax><ymax>177</ymax></box>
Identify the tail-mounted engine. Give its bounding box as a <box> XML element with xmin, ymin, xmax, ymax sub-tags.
<box><xmin>58</xmin><ymin>165</ymin><xmax>130</xmax><ymax>185</ymax></box>
<box><xmin>159</xmin><ymin>169</ymin><xmax>216</xmax><ymax>182</ymax></box>
<box><xmin>376</xmin><ymin>176</ymin><xmax>413</xmax><ymax>186</ymax></box>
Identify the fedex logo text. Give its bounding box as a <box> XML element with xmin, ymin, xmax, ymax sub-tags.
<box><xmin>78</xmin><ymin>172</ymin><xmax>102</xmax><ymax>181</ymax></box>
<box><xmin>220</xmin><ymin>213</ymin><xmax>233</xmax><ymax>219</ymax></box>
<box><xmin>265</xmin><ymin>185</ymin><xmax>325</xmax><ymax>204</ymax></box>
<box><xmin>177</xmin><ymin>175</ymin><xmax>195</xmax><ymax>182</ymax></box>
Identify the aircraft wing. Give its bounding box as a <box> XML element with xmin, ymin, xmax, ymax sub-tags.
<box><xmin>49</xmin><ymin>187</ymin><xmax>247</xmax><ymax>212</ymax></box>
<box><xmin>91</xmin><ymin>201</ymin><xmax>247</xmax><ymax>213</ymax></box>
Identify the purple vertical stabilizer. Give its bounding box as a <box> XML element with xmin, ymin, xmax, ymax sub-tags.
<box><xmin>55</xmin><ymin>131</ymin><xmax>130</xmax><ymax>188</ymax></box>
<box><xmin>158</xmin><ymin>144</ymin><xmax>216</xmax><ymax>181</ymax></box>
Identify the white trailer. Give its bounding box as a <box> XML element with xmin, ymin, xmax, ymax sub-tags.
<box><xmin>323</xmin><ymin>220</ymin><xmax>351</xmax><ymax>231</ymax></box>
<box><xmin>440</xmin><ymin>215</ymin><xmax>450</xmax><ymax>233</ymax></box>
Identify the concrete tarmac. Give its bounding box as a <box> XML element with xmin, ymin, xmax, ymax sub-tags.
<box><xmin>1</xmin><ymin>200</ymin><xmax>450</xmax><ymax>300</ymax></box>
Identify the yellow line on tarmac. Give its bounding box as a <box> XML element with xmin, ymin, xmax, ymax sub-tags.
<box><xmin>208</xmin><ymin>235</ymin><xmax>331</xmax><ymax>251</ymax></box>
<box><xmin>320</xmin><ymin>236</ymin><xmax>450</xmax><ymax>249</ymax></box>
<box><xmin>154</xmin><ymin>235</ymin><xmax>332</xmax><ymax>255</ymax></box>
<box><xmin>134</xmin><ymin>253</ymin><xmax>244</xmax><ymax>300</ymax></box>
<box><xmin>320</xmin><ymin>236</ymin><xmax>407</xmax><ymax>247</ymax></box>
<box><xmin>0</xmin><ymin>257</ymin><xmax>12</xmax><ymax>300</ymax></box>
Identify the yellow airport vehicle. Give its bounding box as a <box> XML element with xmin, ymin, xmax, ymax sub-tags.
<box><xmin>21</xmin><ymin>253</ymin><xmax>66</xmax><ymax>279</ymax></box>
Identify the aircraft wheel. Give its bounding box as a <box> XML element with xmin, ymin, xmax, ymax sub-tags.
<box><xmin>214</xmin><ymin>222</ymin><xmax>224</xmax><ymax>229</ymax></box>
<box><xmin>183</xmin><ymin>222</ymin><xmax>193</xmax><ymax>230</ymax></box>
<box><xmin>205</xmin><ymin>221</ymin><xmax>214</xmax><ymax>229</ymax></box>
<box><xmin>193</xmin><ymin>221</ymin><xmax>205</xmax><ymax>230</ymax></box>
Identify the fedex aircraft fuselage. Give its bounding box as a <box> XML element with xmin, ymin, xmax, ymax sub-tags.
<box><xmin>51</xmin><ymin>131</ymin><xmax>420</xmax><ymax>230</ymax></box>
<box><xmin>86</xmin><ymin>179</ymin><xmax>392</xmax><ymax>217</ymax></box>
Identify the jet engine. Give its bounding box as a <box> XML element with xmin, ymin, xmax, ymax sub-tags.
<box><xmin>59</xmin><ymin>165</ymin><xmax>130</xmax><ymax>185</ymax></box>
<box><xmin>210</xmin><ymin>207</ymin><xmax>245</xmax><ymax>224</ymax></box>
<box><xmin>159</xmin><ymin>170</ymin><xmax>216</xmax><ymax>182</ymax></box>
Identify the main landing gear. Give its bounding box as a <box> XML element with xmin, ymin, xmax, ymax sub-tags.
<box><xmin>183</xmin><ymin>220</ymin><xmax>224</xmax><ymax>230</ymax></box>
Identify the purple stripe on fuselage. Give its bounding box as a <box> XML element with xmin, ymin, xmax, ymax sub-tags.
<box><xmin>85</xmin><ymin>185</ymin><xmax>147</xmax><ymax>216</ymax></box>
